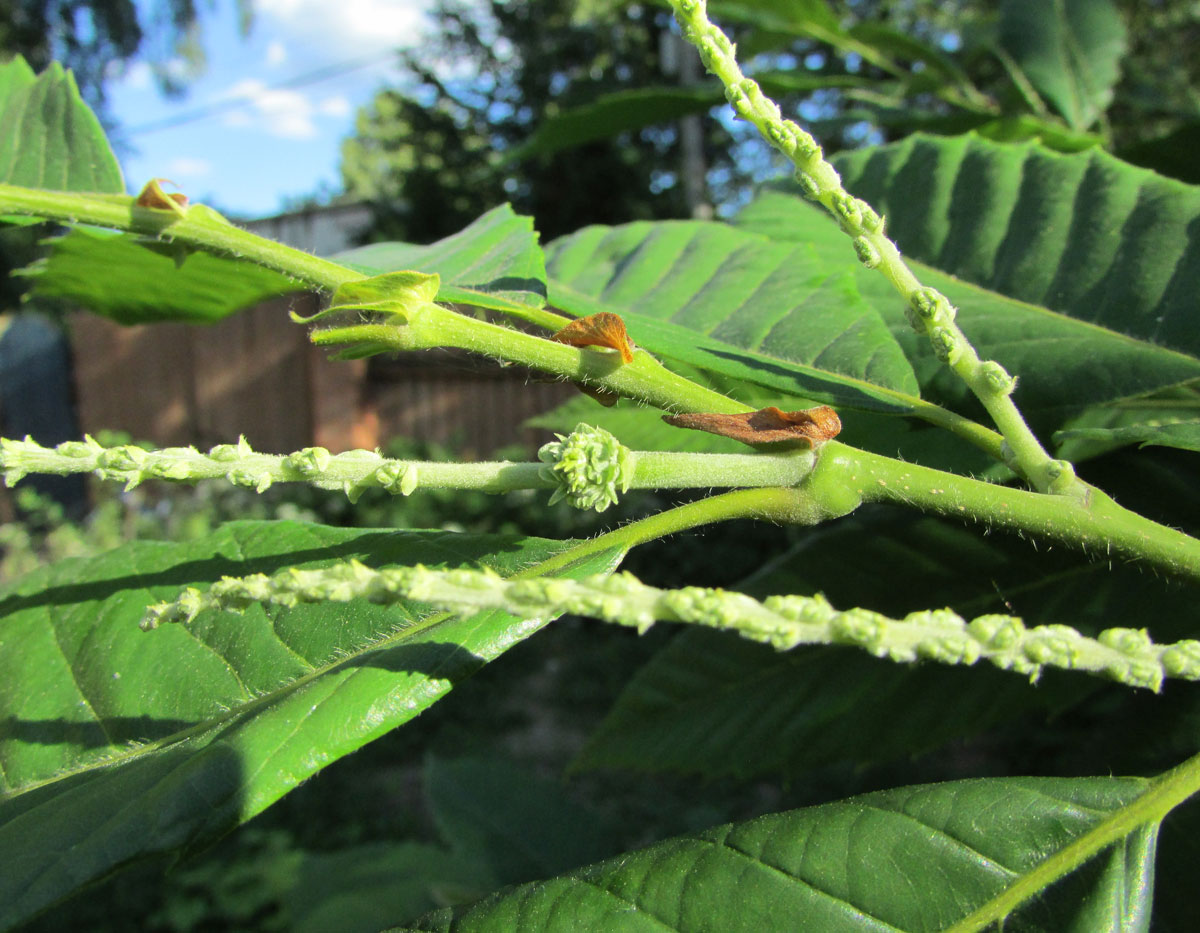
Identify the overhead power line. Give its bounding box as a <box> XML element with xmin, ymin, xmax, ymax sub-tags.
<box><xmin>124</xmin><ymin>51</ymin><xmax>399</xmax><ymax>135</ymax></box>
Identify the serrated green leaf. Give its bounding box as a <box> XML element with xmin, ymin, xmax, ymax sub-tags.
<box><xmin>23</xmin><ymin>227</ymin><xmax>302</xmax><ymax>324</ymax></box>
<box><xmin>424</xmin><ymin>756</ymin><xmax>618</xmax><ymax>886</ymax></box>
<box><xmin>999</xmin><ymin>0</ymin><xmax>1127</xmax><ymax>130</ymax></box>
<box><xmin>0</xmin><ymin>57</ymin><xmax>123</xmax><ymax>193</ymax></box>
<box><xmin>545</xmin><ymin>220</ymin><xmax>920</xmax><ymax>412</ymax></box>
<box><xmin>0</xmin><ymin>520</ymin><xmax>622</xmax><ymax>929</ymax></box>
<box><xmin>1055</xmin><ymin>422</ymin><xmax>1200</xmax><ymax>454</ymax></box>
<box><xmin>735</xmin><ymin>136</ymin><xmax>1200</xmax><ymax>420</ymax></box>
<box><xmin>397</xmin><ymin>776</ymin><xmax>1154</xmax><ymax>932</ymax></box>
<box><xmin>336</xmin><ymin>204</ymin><xmax>548</xmax><ymax>315</ymax></box>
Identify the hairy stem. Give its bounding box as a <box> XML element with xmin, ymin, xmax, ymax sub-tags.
<box><xmin>818</xmin><ymin>441</ymin><xmax>1200</xmax><ymax>583</ymax></box>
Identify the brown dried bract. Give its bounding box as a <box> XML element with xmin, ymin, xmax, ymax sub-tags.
<box><xmin>664</xmin><ymin>405</ymin><xmax>842</xmax><ymax>447</ymax></box>
<box><xmin>552</xmin><ymin>312</ymin><xmax>635</xmax><ymax>364</ymax></box>
<box><xmin>135</xmin><ymin>178</ymin><xmax>189</xmax><ymax>214</ymax></box>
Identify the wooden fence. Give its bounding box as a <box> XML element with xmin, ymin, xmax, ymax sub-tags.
<box><xmin>69</xmin><ymin>294</ymin><xmax>575</xmax><ymax>457</ymax></box>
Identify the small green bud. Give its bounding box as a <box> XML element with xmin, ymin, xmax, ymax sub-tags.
<box><xmin>858</xmin><ymin>203</ymin><xmax>883</xmax><ymax>233</ymax></box>
<box><xmin>373</xmin><ymin>462</ymin><xmax>411</xmax><ymax>495</ymax></box>
<box><xmin>56</xmin><ymin>440</ymin><xmax>100</xmax><ymax>459</ymax></box>
<box><xmin>227</xmin><ymin>469</ymin><xmax>272</xmax><ymax>493</ymax></box>
<box><xmin>1104</xmin><ymin>658</ymin><xmax>1163</xmax><ymax>691</ymax></box>
<box><xmin>929</xmin><ymin>326</ymin><xmax>960</xmax><ymax>364</ymax></box>
<box><xmin>831</xmin><ymin>608</ymin><xmax>887</xmax><ymax>652</ymax></box>
<box><xmin>1044</xmin><ymin>460</ymin><xmax>1078</xmax><ymax>495</ymax></box>
<box><xmin>1162</xmin><ymin>641</ymin><xmax>1200</xmax><ymax>679</ymax></box>
<box><xmin>98</xmin><ymin>445</ymin><xmax>147</xmax><ymax>472</ymax></box>
<box><xmin>979</xmin><ymin>362</ymin><xmax>1016</xmax><ymax>396</ymax></box>
<box><xmin>286</xmin><ymin>447</ymin><xmax>332</xmax><ymax>477</ymax></box>
<box><xmin>1023</xmin><ymin>626</ymin><xmax>1082</xmax><ymax>668</ymax></box>
<box><xmin>1098</xmin><ymin>627</ymin><xmax>1154</xmax><ymax>654</ymax></box>
<box><xmin>852</xmin><ymin>236</ymin><xmax>881</xmax><ymax>269</ymax></box>
<box><xmin>765</xmin><ymin>121</ymin><xmax>796</xmax><ymax>156</ymax></box>
<box><xmin>146</xmin><ymin>460</ymin><xmax>194</xmax><ymax>481</ymax></box>
<box><xmin>968</xmin><ymin>615</ymin><xmax>1025</xmax><ymax>649</ymax></box>
<box><xmin>794</xmin><ymin>170</ymin><xmax>821</xmax><ymax>200</ymax></box>
<box><xmin>208</xmin><ymin>443</ymin><xmax>240</xmax><ymax>462</ymax></box>
<box><xmin>918</xmin><ymin>635</ymin><xmax>981</xmax><ymax>666</ymax></box>
<box><xmin>831</xmin><ymin>192</ymin><xmax>864</xmax><ymax>232</ymax></box>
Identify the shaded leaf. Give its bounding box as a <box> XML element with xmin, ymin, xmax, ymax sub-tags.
<box><xmin>0</xmin><ymin>56</ymin><xmax>123</xmax><ymax>193</ymax></box>
<box><xmin>286</xmin><ymin>843</ymin><xmax>494</xmax><ymax>933</ymax></box>
<box><xmin>0</xmin><ymin>520</ymin><xmax>621</xmax><ymax>929</ymax></box>
<box><xmin>425</xmin><ymin>756</ymin><xmax>618</xmax><ymax>887</ymax></box>
<box><xmin>400</xmin><ymin>776</ymin><xmax>1154</xmax><ymax>932</ymax></box>
<box><xmin>998</xmin><ymin>0</ymin><xmax>1127</xmax><ymax>130</ymax></box>
<box><xmin>545</xmin><ymin>220</ymin><xmax>920</xmax><ymax>412</ymax></box>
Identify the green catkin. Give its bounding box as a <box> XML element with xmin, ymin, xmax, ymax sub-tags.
<box><xmin>141</xmin><ymin>562</ymin><xmax>1196</xmax><ymax>692</ymax></box>
<box><xmin>665</xmin><ymin>0</ymin><xmax>1074</xmax><ymax>497</ymax></box>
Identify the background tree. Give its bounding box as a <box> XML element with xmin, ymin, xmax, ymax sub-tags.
<box><xmin>340</xmin><ymin>0</ymin><xmax>738</xmax><ymax>243</ymax></box>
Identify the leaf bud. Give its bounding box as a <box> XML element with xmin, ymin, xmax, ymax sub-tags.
<box><xmin>98</xmin><ymin>445</ymin><xmax>147</xmax><ymax>472</ymax></box>
<box><xmin>793</xmin><ymin>170</ymin><xmax>821</xmax><ymax>200</ymax></box>
<box><xmin>968</xmin><ymin>614</ymin><xmax>1025</xmax><ymax>649</ymax></box>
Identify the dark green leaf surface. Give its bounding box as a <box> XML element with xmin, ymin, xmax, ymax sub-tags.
<box><xmin>545</xmin><ymin>220</ymin><xmax>920</xmax><ymax>412</ymax></box>
<box><xmin>1055</xmin><ymin>422</ymin><xmax>1200</xmax><ymax>455</ymax></box>
<box><xmin>998</xmin><ymin>0</ymin><xmax>1126</xmax><ymax>130</ymax></box>
<box><xmin>0</xmin><ymin>56</ymin><xmax>123</xmax><ymax>193</ymax></box>
<box><xmin>400</xmin><ymin>776</ymin><xmax>1153</xmax><ymax>932</ymax></box>
<box><xmin>24</xmin><ymin>227</ymin><xmax>302</xmax><ymax>324</ymax></box>
<box><xmin>286</xmin><ymin>842</ymin><xmax>494</xmax><ymax>933</ymax></box>
<box><xmin>335</xmin><ymin>204</ymin><xmax>548</xmax><ymax>313</ymax></box>
<box><xmin>735</xmin><ymin>139</ymin><xmax>1200</xmax><ymax>417</ymax></box>
<box><xmin>0</xmin><ymin>520</ymin><xmax>621</xmax><ymax>929</ymax></box>
<box><xmin>425</xmin><ymin>756</ymin><xmax>618</xmax><ymax>886</ymax></box>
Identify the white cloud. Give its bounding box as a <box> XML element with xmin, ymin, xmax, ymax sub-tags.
<box><xmin>118</xmin><ymin>60</ymin><xmax>153</xmax><ymax>90</ymax></box>
<box><xmin>265</xmin><ymin>40</ymin><xmax>288</xmax><ymax>67</ymax></box>
<box><xmin>255</xmin><ymin>0</ymin><xmax>430</xmax><ymax>57</ymax></box>
<box><xmin>219</xmin><ymin>79</ymin><xmax>352</xmax><ymax>139</ymax></box>
<box><xmin>317</xmin><ymin>96</ymin><xmax>350</xmax><ymax>118</ymax></box>
<box><xmin>165</xmin><ymin>156</ymin><xmax>212</xmax><ymax>178</ymax></box>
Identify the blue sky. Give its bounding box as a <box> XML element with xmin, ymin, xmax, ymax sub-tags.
<box><xmin>106</xmin><ymin>0</ymin><xmax>433</xmax><ymax>219</ymax></box>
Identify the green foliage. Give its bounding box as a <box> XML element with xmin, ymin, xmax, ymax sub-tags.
<box><xmin>5</xmin><ymin>26</ymin><xmax>1200</xmax><ymax>933</ymax></box>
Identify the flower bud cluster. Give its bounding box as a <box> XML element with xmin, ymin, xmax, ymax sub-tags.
<box><xmin>0</xmin><ymin>435</ymin><xmax>418</xmax><ymax>502</ymax></box>
<box><xmin>538</xmin><ymin>424</ymin><xmax>635</xmax><ymax>512</ymax></box>
<box><xmin>141</xmin><ymin>560</ymin><xmax>1200</xmax><ymax>691</ymax></box>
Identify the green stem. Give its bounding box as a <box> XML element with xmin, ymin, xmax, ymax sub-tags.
<box><xmin>315</xmin><ymin>304</ymin><xmax>749</xmax><ymax>416</ymax></box>
<box><xmin>523</xmin><ymin>486</ymin><xmax>821</xmax><ymax>579</ymax></box>
<box><xmin>944</xmin><ymin>749</ymin><xmax>1200</xmax><ymax>933</ymax></box>
<box><xmin>0</xmin><ymin>184</ymin><xmax>359</xmax><ymax>290</ymax></box>
<box><xmin>819</xmin><ymin>441</ymin><xmax>1200</xmax><ymax>583</ymax></box>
